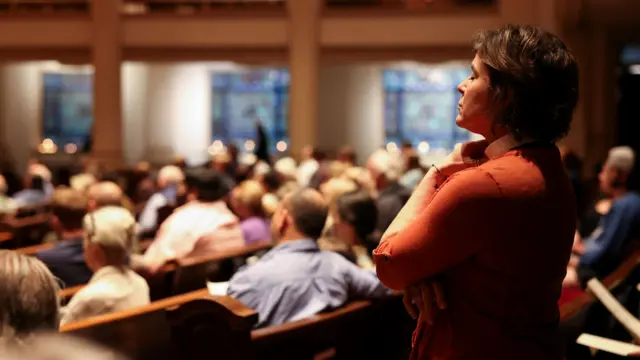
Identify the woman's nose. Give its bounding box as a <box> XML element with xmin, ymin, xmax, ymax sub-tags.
<box><xmin>457</xmin><ymin>81</ymin><xmax>466</xmax><ymax>95</ymax></box>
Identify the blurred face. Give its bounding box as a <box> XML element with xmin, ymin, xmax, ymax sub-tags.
<box><xmin>456</xmin><ymin>55</ymin><xmax>495</xmax><ymax>137</ymax></box>
<box><xmin>599</xmin><ymin>162</ymin><xmax>623</xmax><ymax>195</ymax></box>
<box><xmin>83</xmin><ymin>237</ymin><xmax>101</xmax><ymax>272</ymax></box>
<box><xmin>269</xmin><ymin>201</ymin><xmax>288</xmax><ymax>241</ymax></box>
<box><xmin>230</xmin><ymin>189</ymin><xmax>248</xmax><ymax>219</ymax></box>
<box><xmin>332</xmin><ymin>212</ymin><xmax>356</xmax><ymax>246</ymax></box>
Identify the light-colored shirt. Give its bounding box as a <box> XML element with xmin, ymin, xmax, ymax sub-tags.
<box><xmin>227</xmin><ymin>238</ymin><xmax>390</xmax><ymax>328</ymax></box>
<box><xmin>12</xmin><ymin>189</ymin><xmax>47</xmax><ymax>208</ymax></box>
<box><xmin>297</xmin><ymin>159</ymin><xmax>319</xmax><ymax>187</ymax></box>
<box><xmin>142</xmin><ymin>201</ymin><xmax>244</xmax><ymax>270</ymax></box>
<box><xmin>137</xmin><ymin>187</ymin><xmax>177</xmax><ymax>233</ymax></box>
<box><xmin>0</xmin><ymin>195</ymin><xmax>16</xmax><ymax>214</ymax></box>
<box><xmin>60</xmin><ymin>266</ymin><xmax>150</xmax><ymax>326</ymax></box>
<box><xmin>399</xmin><ymin>168</ymin><xmax>424</xmax><ymax>190</ymax></box>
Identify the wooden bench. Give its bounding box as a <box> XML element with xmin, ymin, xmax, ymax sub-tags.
<box><xmin>62</xmin><ymin>290</ymin><xmax>410</xmax><ymax>360</ymax></box>
<box><xmin>61</xmin><ymin>241</ymin><xmax>272</xmax><ymax>304</ymax></box>
<box><xmin>16</xmin><ymin>241</ymin><xmax>55</xmax><ymax>256</ymax></box>
<box><xmin>1</xmin><ymin>213</ymin><xmax>51</xmax><ymax>249</ymax></box>
<box><xmin>62</xmin><ymin>289</ymin><xmax>257</xmax><ymax>360</ymax></box>
<box><xmin>559</xmin><ymin>248</ymin><xmax>640</xmax><ymax>359</ymax></box>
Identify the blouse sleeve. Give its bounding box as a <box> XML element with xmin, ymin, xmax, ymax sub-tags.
<box><xmin>373</xmin><ymin>168</ymin><xmax>503</xmax><ymax>290</ymax></box>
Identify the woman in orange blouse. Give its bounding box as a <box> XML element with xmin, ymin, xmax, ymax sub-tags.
<box><xmin>374</xmin><ymin>25</ymin><xmax>579</xmax><ymax>360</ymax></box>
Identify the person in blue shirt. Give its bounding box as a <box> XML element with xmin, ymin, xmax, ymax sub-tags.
<box><xmin>12</xmin><ymin>175</ymin><xmax>48</xmax><ymax>209</ymax></box>
<box><xmin>565</xmin><ymin>146</ymin><xmax>640</xmax><ymax>287</ymax></box>
<box><xmin>227</xmin><ymin>188</ymin><xmax>391</xmax><ymax>328</ymax></box>
<box><xmin>137</xmin><ymin>165</ymin><xmax>184</xmax><ymax>235</ymax></box>
<box><xmin>37</xmin><ymin>188</ymin><xmax>93</xmax><ymax>288</ymax></box>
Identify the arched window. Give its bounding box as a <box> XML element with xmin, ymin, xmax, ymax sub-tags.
<box><xmin>211</xmin><ymin>69</ymin><xmax>289</xmax><ymax>153</ymax></box>
<box><xmin>42</xmin><ymin>72</ymin><xmax>93</xmax><ymax>149</ymax></box>
<box><xmin>384</xmin><ymin>65</ymin><xmax>471</xmax><ymax>154</ymax></box>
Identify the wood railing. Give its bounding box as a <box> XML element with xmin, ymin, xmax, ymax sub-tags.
<box><xmin>0</xmin><ymin>0</ymin><xmax>287</xmax><ymax>15</ymax></box>
<box><xmin>324</xmin><ymin>0</ymin><xmax>496</xmax><ymax>11</ymax></box>
<box><xmin>0</xmin><ymin>0</ymin><xmax>495</xmax><ymax>15</ymax></box>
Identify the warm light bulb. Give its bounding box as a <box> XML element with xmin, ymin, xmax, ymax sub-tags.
<box><xmin>386</xmin><ymin>142</ymin><xmax>398</xmax><ymax>152</ymax></box>
<box><xmin>276</xmin><ymin>141</ymin><xmax>288</xmax><ymax>152</ymax></box>
<box><xmin>418</xmin><ymin>141</ymin><xmax>430</xmax><ymax>153</ymax></box>
<box><xmin>64</xmin><ymin>143</ymin><xmax>77</xmax><ymax>154</ymax></box>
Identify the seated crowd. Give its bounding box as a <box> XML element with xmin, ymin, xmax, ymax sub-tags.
<box><xmin>0</xmin><ymin>140</ymin><xmax>638</xmax><ymax>358</ymax></box>
<box><xmin>0</xmin><ymin>143</ymin><xmax>419</xmax><ymax>343</ymax></box>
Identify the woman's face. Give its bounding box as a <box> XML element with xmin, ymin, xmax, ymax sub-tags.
<box><xmin>332</xmin><ymin>212</ymin><xmax>356</xmax><ymax>246</ymax></box>
<box><xmin>456</xmin><ymin>54</ymin><xmax>495</xmax><ymax>138</ymax></box>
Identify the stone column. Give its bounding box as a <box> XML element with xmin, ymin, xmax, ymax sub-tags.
<box><xmin>286</xmin><ymin>0</ymin><xmax>322</xmax><ymax>159</ymax></box>
<box><xmin>91</xmin><ymin>0</ymin><xmax>123</xmax><ymax>168</ymax></box>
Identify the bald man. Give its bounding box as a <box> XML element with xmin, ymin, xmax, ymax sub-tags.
<box><xmin>227</xmin><ymin>189</ymin><xmax>390</xmax><ymax>327</ymax></box>
<box><xmin>87</xmin><ymin>182</ymin><xmax>124</xmax><ymax>211</ymax></box>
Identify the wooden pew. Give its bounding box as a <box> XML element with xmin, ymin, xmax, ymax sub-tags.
<box><xmin>559</xmin><ymin>248</ymin><xmax>640</xmax><ymax>358</ymax></box>
<box><xmin>1</xmin><ymin>213</ymin><xmax>51</xmax><ymax>248</ymax></box>
<box><xmin>16</xmin><ymin>241</ymin><xmax>55</xmax><ymax>256</ymax></box>
<box><xmin>61</xmin><ymin>241</ymin><xmax>273</xmax><ymax>304</ymax></box>
<box><xmin>251</xmin><ymin>294</ymin><xmax>411</xmax><ymax>360</ymax></box>
<box><xmin>171</xmin><ymin>240</ymin><xmax>271</xmax><ymax>294</ymax></box>
<box><xmin>560</xmin><ymin>249</ymin><xmax>640</xmax><ymax>322</ymax></box>
<box><xmin>59</xmin><ymin>284</ymin><xmax>86</xmax><ymax>305</ymax></box>
<box><xmin>62</xmin><ymin>289</ymin><xmax>258</xmax><ymax>360</ymax></box>
<box><xmin>62</xmin><ymin>290</ymin><xmax>410</xmax><ymax>360</ymax></box>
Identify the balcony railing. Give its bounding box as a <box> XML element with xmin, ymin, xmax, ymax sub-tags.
<box><xmin>0</xmin><ymin>0</ymin><xmax>90</xmax><ymax>14</ymax></box>
<box><xmin>0</xmin><ymin>0</ymin><xmax>286</xmax><ymax>15</ymax></box>
<box><xmin>324</xmin><ymin>0</ymin><xmax>496</xmax><ymax>13</ymax></box>
<box><xmin>125</xmin><ymin>0</ymin><xmax>286</xmax><ymax>15</ymax></box>
<box><xmin>0</xmin><ymin>0</ymin><xmax>494</xmax><ymax>15</ymax></box>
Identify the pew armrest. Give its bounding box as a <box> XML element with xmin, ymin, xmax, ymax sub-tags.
<box><xmin>577</xmin><ymin>333</ymin><xmax>640</xmax><ymax>357</ymax></box>
<box><xmin>587</xmin><ymin>278</ymin><xmax>640</xmax><ymax>340</ymax></box>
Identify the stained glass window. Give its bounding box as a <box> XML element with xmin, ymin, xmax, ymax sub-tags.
<box><xmin>384</xmin><ymin>66</ymin><xmax>471</xmax><ymax>153</ymax></box>
<box><xmin>211</xmin><ymin>69</ymin><xmax>289</xmax><ymax>153</ymax></box>
<box><xmin>42</xmin><ymin>72</ymin><xmax>93</xmax><ymax>147</ymax></box>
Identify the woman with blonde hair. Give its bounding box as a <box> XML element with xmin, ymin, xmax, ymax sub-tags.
<box><xmin>317</xmin><ymin>178</ymin><xmax>360</xmax><ymax>257</ymax></box>
<box><xmin>0</xmin><ymin>251</ymin><xmax>60</xmax><ymax>342</ymax></box>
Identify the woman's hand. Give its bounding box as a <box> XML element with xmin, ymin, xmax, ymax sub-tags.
<box><xmin>403</xmin><ymin>279</ymin><xmax>447</xmax><ymax>324</ymax></box>
<box><xmin>437</xmin><ymin>140</ymin><xmax>489</xmax><ymax>177</ymax></box>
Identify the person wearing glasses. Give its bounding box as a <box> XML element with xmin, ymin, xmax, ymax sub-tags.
<box><xmin>60</xmin><ymin>207</ymin><xmax>149</xmax><ymax>326</ymax></box>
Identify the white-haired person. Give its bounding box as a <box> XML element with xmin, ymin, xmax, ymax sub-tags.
<box><xmin>0</xmin><ymin>251</ymin><xmax>60</xmax><ymax>342</ymax></box>
<box><xmin>564</xmin><ymin>146</ymin><xmax>640</xmax><ymax>288</ymax></box>
<box><xmin>137</xmin><ymin>165</ymin><xmax>185</xmax><ymax>234</ymax></box>
<box><xmin>1</xmin><ymin>333</ymin><xmax>128</xmax><ymax>360</ymax></box>
<box><xmin>12</xmin><ymin>175</ymin><xmax>47</xmax><ymax>209</ymax></box>
<box><xmin>366</xmin><ymin>148</ymin><xmax>411</xmax><ymax>237</ymax></box>
<box><xmin>273</xmin><ymin>157</ymin><xmax>300</xmax><ymax>199</ymax></box>
<box><xmin>60</xmin><ymin>207</ymin><xmax>149</xmax><ymax>326</ymax></box>
<box><xmin>0</xmin><ymin>174</ymin><xmax>16</xmax><ymax>214</ymax></box>
<box><xmin>27</xmin><ymin>162</ymin><xmax>54</xmax><ymax>197</ymax></box>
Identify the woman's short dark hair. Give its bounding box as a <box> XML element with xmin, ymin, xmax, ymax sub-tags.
<box><xmin>336</xmin><ymin>190</ymin><xmax>378</xmax><ymax>241</ymax></box>
<box><xmin>473</xmin><ymin>24</ymin><xmax>579</xmax><ymax>142</ymax></box>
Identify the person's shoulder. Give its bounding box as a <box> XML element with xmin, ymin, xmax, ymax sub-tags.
<box><xmin>615</xmin><ymin>192</ymin><xmax>640</xmax><ymax>210</ymax></box>
<box><xmin>36</xmin><ymin>243</ymin><xmax>67</xmax><ymax>262</ymax></box>
<box><xmin>445</xmin><ymin>167</ymin><xmax>501</xmax><ymax>192</ymax></box>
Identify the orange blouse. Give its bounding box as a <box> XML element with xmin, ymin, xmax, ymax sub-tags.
<box><xmin>374</xmin><ymin>143</ymin><xmax>576</xmax><ymax>360</ymax></box>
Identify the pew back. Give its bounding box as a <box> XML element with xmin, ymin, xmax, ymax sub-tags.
<box><xmin>62</xmin><ymin>290</ymin><xmax>258</xmax><ymax>360</ymax></box>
